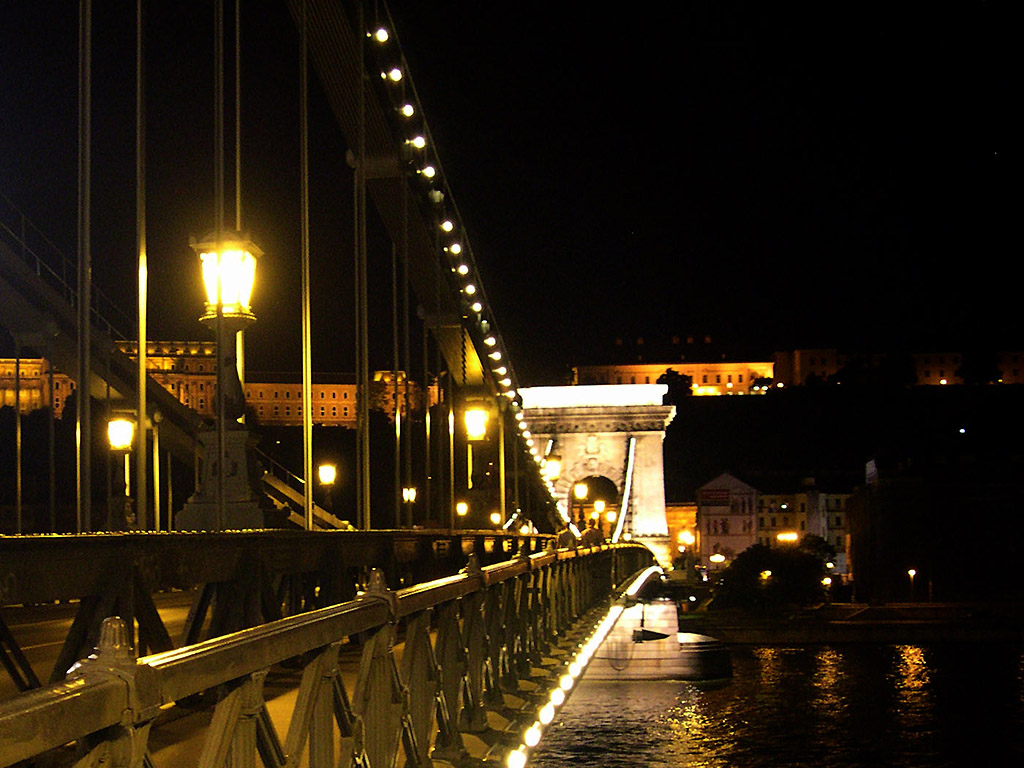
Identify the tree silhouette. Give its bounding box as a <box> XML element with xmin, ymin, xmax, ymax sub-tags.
<box><xmin>657</xmin><ymin>368</ymin><xmax>693</xmax><ymax>404</ymax></box>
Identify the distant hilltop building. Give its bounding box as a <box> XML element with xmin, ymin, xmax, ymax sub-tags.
<box><xmin>575</xmin><ymin>360</ymin><xmax>774</xmax><ymax>396</ymax></box>
<box><xmin>1</xmin><ymin>340</ymin><xmax>426</xmax><ymax>425</ymax></box>
<box><xmin>574</xmin><ymin>340</ymin><xmax>1024</xmax><ymax>395</ymax></box>
<box><xmin>3</xmin><ymin>341</ymin><xmax>1021</xmax><ymax>416</ymax></box>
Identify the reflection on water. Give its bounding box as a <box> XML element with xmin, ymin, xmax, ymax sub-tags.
<box><xmin>529</xmin><ymin>644</ymin><xmax>1023</xmax><ymax>768</ymax></box>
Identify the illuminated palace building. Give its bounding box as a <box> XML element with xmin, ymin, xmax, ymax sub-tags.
<box><xmin>0</xmin><ymin>342</ymin><xmax>421</xmax><ymax>425</ymax></box>
<box><xmin>4</xmin><ymin>342</ymin><xmax>1022</xmax><ymax>418</ymax></box>
<box><xmin>574</xmin><ymin>345</ymin><xmax>1024</xmax><ymax>394</ymax></box>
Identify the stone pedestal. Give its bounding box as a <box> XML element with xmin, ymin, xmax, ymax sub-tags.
<box><xmin>176</xmin><ymin>427</ymin><xmax>263</xmax><ymax>531</ymax></box>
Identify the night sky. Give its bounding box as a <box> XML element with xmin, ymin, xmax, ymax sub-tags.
<box><xmin>1</xmin><ymin>2</ymin><xmax>1015</xmax><ymax>386</ymax></box>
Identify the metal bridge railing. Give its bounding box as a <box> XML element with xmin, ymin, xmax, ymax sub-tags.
<box><xmin>0</xmin><ymin>190</ymin><xmax>133</xmax><ymax>341</ymax></box>
<box><xmin>0</xmin><ymin>542</ymin><xmax>654</xmax><ymax>768</ymax></box>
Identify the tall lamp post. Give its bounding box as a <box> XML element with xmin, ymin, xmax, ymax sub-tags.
<box><xmin>465</xmin><ymin>405</ymin><xmax>489</xmax><ymax>489</ymax></box>
<box><xmin>402</xmin><ymin>486</ymin><xmax>417</xmax><ymax>528</ymax></box>
<box><xmin>176</xmin><ymin>231</ymin><xmax>264</xmax><ymax>531</ymax></box>
<box><xmin>573</xmin><ymin>481</ymin><xmax>588</xmax><ymax>530</ymax></box>
<box><xmin>317</xmin><ymin>462</ymin><xmax>337</xmax><ymax>514</ymax></box>
<box><xmin>107</xmin><ymin>415</ymin><xmax>135</xmax><ymax>529</ymax></box>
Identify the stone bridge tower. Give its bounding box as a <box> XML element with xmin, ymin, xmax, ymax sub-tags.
<box><xmin>520</xmin><ymin>385</ymin><xmax>675</xmax><ymax>567</ymax></box>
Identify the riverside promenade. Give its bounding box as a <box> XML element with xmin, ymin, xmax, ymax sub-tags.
<box><xmin>680</xmin><ymin>602</ymin><xmax>1024</xmax><ymax>645</ymax></box>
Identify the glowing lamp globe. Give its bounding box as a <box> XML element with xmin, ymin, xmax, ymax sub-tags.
<box><xmin>465</xmin><ymin>408</ymin><xmax>488</xmax><ymax>441</ymax></box>
<box><xmin>107</xmin><ymin>417</ymin><xmax>135</xmax><ymax>451</ymax></box>
<box><xmin>317</xmin><ymin>463</ymin><xmax>337</xmax><ymax>486</ymax></box>
<box><xmin>192</xmin><ymin>231</ymin><xmax>262</xmax><ymax>326</ymax></box>
<box><xmin>542</xmin><ymin>454</ymin><xmax>562</xmax><ymax>481</ymax></box>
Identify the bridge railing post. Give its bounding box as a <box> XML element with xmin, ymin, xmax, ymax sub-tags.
<box><xmin>64</xmin><ymin>616</ymin><xmax>155</xmax><ymax>768</ymax></box>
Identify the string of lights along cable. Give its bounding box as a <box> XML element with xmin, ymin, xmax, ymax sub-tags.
<box><xmin>366</xmin><ymin>4</ymin><xmax>561</xmax><ymax>512</ymax></box>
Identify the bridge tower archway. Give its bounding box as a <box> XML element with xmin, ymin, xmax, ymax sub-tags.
<box><xmin>520</xmin><ymin>385</ymin><xmax>676</xmax><ymax>566</ymax></box>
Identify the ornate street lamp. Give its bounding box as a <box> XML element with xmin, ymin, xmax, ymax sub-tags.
<box><xmin>107</xmin><ymin>415</ymin><xmax>135</xmax><ymax>529</ymax></box>
<box><xmin>317</xmin><ymin>463</ymin><xmax>337</xmax><ymax>486</ymax></box>
<box><xmin>464</xmin><ymin>407</ymin><xmax>488</xmax><ymax>441</ymax></box>
<box><xmin>176</xmin><ymin>231</ymin><xmax>264</xmax><ymax>531</ymax></box>
<box><xmin>572</xmin><ymin>481</ymin><xmax>588</xmax><ymax>528</ymax></box>
<box><xmin>317</xmin><ymin>463</ymin><xmax>337</xmax><ymax>514</ymax></box>
<box><xmin>542</xmin><ymin>454</ymin><xmax>561</xmax><ymax>482</ymax></box>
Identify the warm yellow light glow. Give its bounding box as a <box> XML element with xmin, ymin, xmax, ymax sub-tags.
<box><xmin>776</xmin><ymin>531</ymin><xmax>799</xmax><ymax>543</ymax></box>
<box><xmin>421</xmin><ymin>165</ymin><xmax>436</xmax><ymax>178</ymax></box>
<box><xmin>317</xmin><ymin>463</ymin><xmax>337</xmax><ymax>485</ymax></box>
<box><xmin>441</xmin><ymin>219</ymin><xmax>454</xmax><ymax>232</ymax></box>
<box><xmin>760</xmin><ymin>569</ymin><xmax>772</xmax><ymax>580</ymax></box>
<box><xmin>410</xmin><ymin>135</ymin><xmax>426</xmax><ymax>149</ymax></box>
<box><xmin>470</xmin><ymin>301</ymin><xmax>483</xmax><ymax>313</ymax></box>
<box><xmin>464</xmin><ymin>284</ymin><xmax>477</xmax><ymax>295</ymax></box>
<box><xmin>524</xmin><ymin>724</ymin><xmax>542</xmax><ymax>747</ymax></box>
<box><xmin>709</xmin><ymin>553</ymin><xmax>726</xmax><ymax>564</ymax></box>
<box><xmin>373</xmin><ymin>27</ymin><xmax>389</xmax><ymax>43</ymax></box>
<box><xmin>402</xmin><ymin>486</ymin><xmax>417</xmax><ymax>504</ymax></box>
<box><xmin>822</xmin><ymin>577</ymin><xmax>832</xmax><ymax>586</ymax></box>
<box><xmin>507</xmin><ymin>749</ymin><xmax>527</xmax><ymax>768</ymax></box>
<box><xmin>606</xmin><ymin>510</ymin><xmax>617</xmax><ymax>523</ymax></box>
<box><xmin>107</xmin><ymin>418</ymin><xmax>135</xmax><ymax>451</ymax></box>
<box><xmin>539</xmin><ymin>702</ymin><xmax>555</xmax><ymax>724</ymax></box>
<box><xmin>542</xmin><ymin>455</ymin><xmax>561</xmax><ymax>480</ymax></box>
<box><xmin>465</xmin><ymin>408</ymin><xmax>488</xmax><ymax>440</ymax></box>
<box><xmin>450</xmin><ymin>242</ymin><xmax>462</xmax><ymax>254</ymax></box>
<box><xmin>593</xmin><ymin>499</ymin><xmax>606</xmax><ymax>514</ymax></box>
<box><xmin>401</xmin><ymin>103</ymin><xmax>415</xmax><ymax>117</ymax></box>
<box><xmin>573</xmin><ymin>482</ymin><xmax>588</xmax><ymax>500</ymax></box>
<box><xmin>456</xmin><ymin>263</ymin><xmax>469</xmax><ymax>275</ymax></box>
<box><xmin>678</xmin><ymin>530</ymin><xmax>695</xmax><ymax>546</ymax></box>
<box><xmin>387</xmin><ymin>67</ymin><xmax>402</xmax><ymax>82</ymax></box>
<box><xmin>200</xmin><ymin>246</ymin><xmax>257</xmax><ymax>318</ymax></box>
<box><xmin>456</xmin><ymin>501</ymin><xmax>469</xmax><ymax>516</ymax></box>
<box><xmin>907</xmin><ymin>568</ymin><xmax>917</xmax><ymax>577</ymax></box>
<box><xmin>490</xmin><ymin>511</ymin><xmax>502</xmax><ymax>526</ymax></box>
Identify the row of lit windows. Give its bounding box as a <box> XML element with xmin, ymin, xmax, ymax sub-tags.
<box><xmin>702</xmin><ymin>373</ymin><xmax>744</xmax><ymax>384</ymax></box>
<box><xmin>706</xmin><ymin>519</ymin><xmax>754</xmax><ymax>535</ymax></box>
<box><xmin>246</xmin><ymin>389</ymin><xmax>351</xmax><ymax>400</ymax></box>
<box><xmin>256</xmin><ymin>404</ymin><xmax>351</xmax><ymax>419</ymax></box>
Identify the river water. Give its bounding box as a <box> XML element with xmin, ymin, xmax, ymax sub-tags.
<box><xmin>529</xmin><ymin>643</ymin><xmax>1024</xmax><ymax>767</ymax></box>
